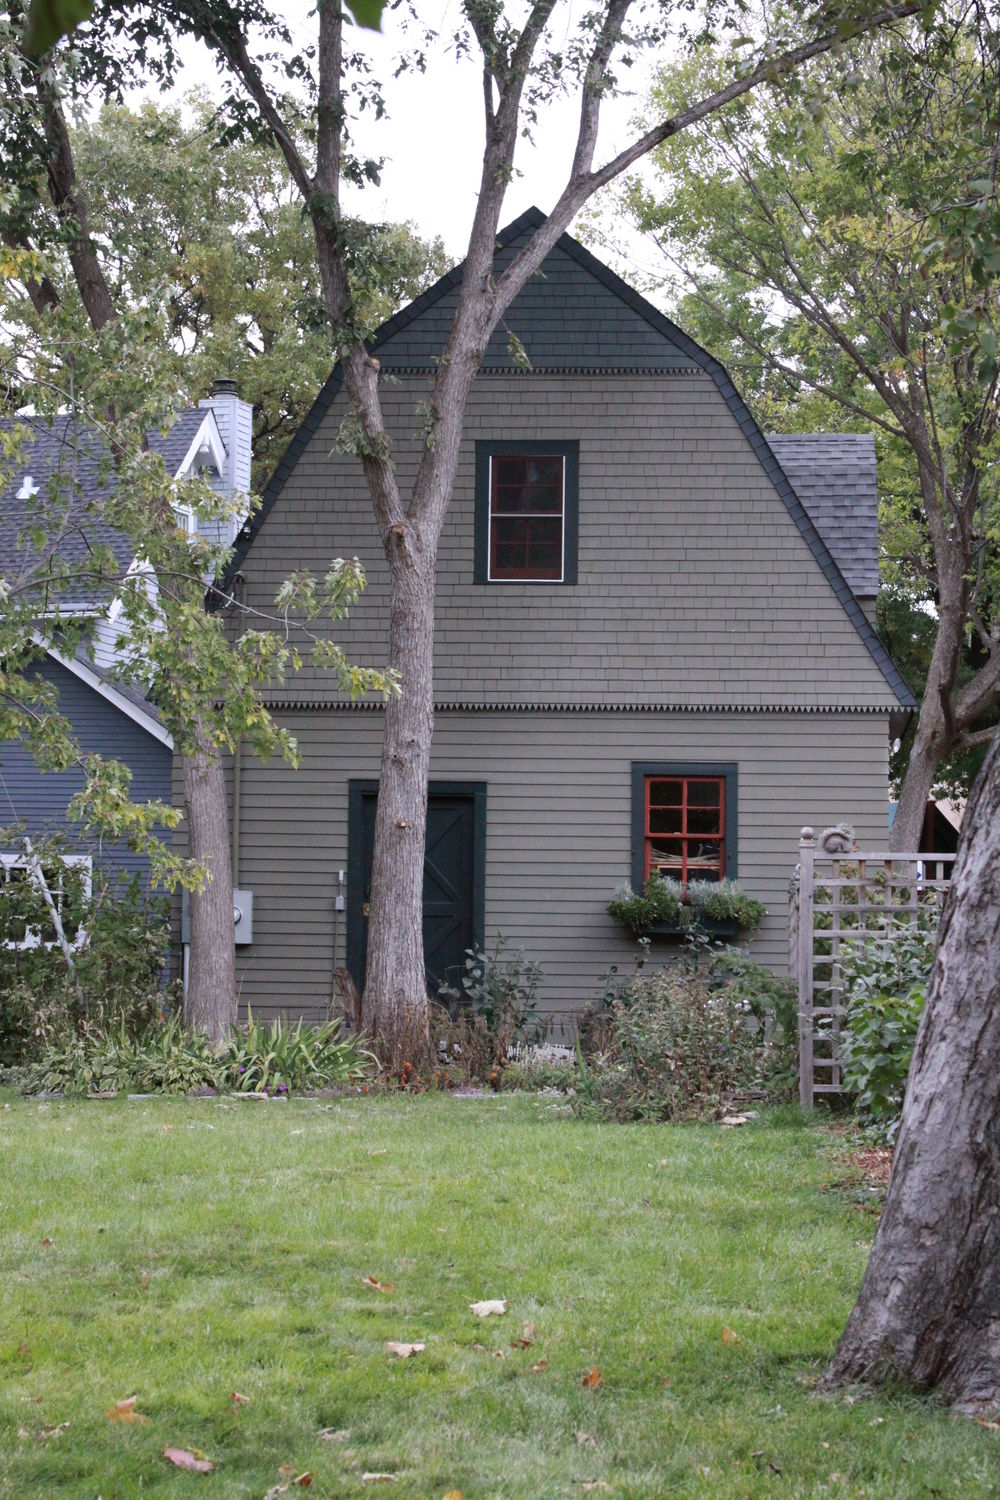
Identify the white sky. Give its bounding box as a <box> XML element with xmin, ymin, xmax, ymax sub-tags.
<box><xmin>140</xmin><ymin>0</ymin><xmax>667</xmax><ymax>275</ymax></box>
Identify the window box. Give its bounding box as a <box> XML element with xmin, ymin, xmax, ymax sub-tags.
<box><xmin>607</xmin><ymin>875</ymin><xmax>764</xmax><ymax>940</ymax></box>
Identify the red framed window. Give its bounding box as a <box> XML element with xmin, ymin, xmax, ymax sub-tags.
<box><xmin>488</xmin><ymin>454</ymin><xmax>564</xmax><ymax>580</ymax></box>
<box><xmin>644</xmin><ymin>775</ymin><xmax>725</xmax><ymax>886</ymax></box>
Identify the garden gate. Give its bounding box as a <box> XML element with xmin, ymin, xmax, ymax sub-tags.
<box><xmin>790</xmin><ymin>825</ymin><xmax>956</xmax><ymax>1108</ymax></box>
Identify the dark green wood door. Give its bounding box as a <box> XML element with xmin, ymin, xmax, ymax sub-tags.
<box><xmin>347</xmin><ymin>781</ymin><xmax>486</xmax><ymax>996</ymax></box>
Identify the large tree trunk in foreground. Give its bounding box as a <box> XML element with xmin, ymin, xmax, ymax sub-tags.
<box><xmin>183</xmin><ymin>741</ymin><xmax>237</xmax><ymax>1044</ymax></box>
<box><xmin>823</xmin><ymin>736</ymin><xmax>1000</xmax><ymax>1409</ymax></box>
<box><xmin>360</xmin><ymin>524</ymin><xmax>436</xmax><ymax>1069</ymax></box>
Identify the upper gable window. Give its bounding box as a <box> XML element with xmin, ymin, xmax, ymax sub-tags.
<box><xmin>474</xmin><ymin>440</ymin><xmax>579</xmax><ymax>585</ymax></box>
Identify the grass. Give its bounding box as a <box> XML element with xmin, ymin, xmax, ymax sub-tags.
<box><xmin>0</xmin><ymin>1092</ymin><xmax>996</xmax><ymax>1498</ymax></box>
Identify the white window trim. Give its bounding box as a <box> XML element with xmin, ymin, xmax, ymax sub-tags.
<box><xmin>487</xmin><ymin>452</ymin><xmax>567</xmax><ymax>584</ymax></box>
<box><xmin>0</xmin><ymin>853</ymin><xmax>92</xmax><ymax>951</ymax></box>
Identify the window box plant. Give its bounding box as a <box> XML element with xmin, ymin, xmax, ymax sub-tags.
<box><xmin>607</xmin><ymin>876</ymin><xmax>765</xmax><ymax>939</ymax></box>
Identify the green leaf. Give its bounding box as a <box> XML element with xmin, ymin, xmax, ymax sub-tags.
<box><xmin>343</xmin><ymin>0</ymin><xmax>386</xmax><ymax>30</ymax></box>
<box><xmin>22</xmin><ymin>0</ymin><xmax>93</xmax><ymax>57</ymax></box>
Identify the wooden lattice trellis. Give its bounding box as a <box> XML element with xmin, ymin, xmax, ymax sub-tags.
<box><xmin>790</xmin><ymin>825</ymin><xmax>956</xmax><ymax>1108</ymax></box>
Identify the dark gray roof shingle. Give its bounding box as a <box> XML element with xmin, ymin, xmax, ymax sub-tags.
<box><xmin>0</xmin><ymin>408</ymin><xmax>213</xmax><ymax>607</ymax></box>
<box><xmin>766</xmin><ymin>433</ymin><xmax>879</xmax><ymax>599</ymax></box>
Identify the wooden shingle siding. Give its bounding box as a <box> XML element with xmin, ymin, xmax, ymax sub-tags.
<box><xmin>226</xmin><ymin>709</ymin><xmax>888</xmax><ymax>1034</ymax></box>
<box><xmin>240</xmin><ymin>372</ymin><xmax>897</xmax><ymax>711</ymax></box>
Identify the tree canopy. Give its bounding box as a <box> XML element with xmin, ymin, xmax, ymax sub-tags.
<box><xmin>615</xmin><ymin>8</ymin><xmax>1000</xmax><ymax>841</ymax></box>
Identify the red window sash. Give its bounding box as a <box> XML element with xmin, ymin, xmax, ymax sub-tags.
<box><xmin>643</xmin><ymin>776</ymin><xmax>725</xmax><ymax>887</ymax></box>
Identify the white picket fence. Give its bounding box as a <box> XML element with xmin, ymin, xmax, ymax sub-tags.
<box><xmin>790</xmin><ymin>825</ymin><xmax>956</xmax><ymax>1108</ymax></box>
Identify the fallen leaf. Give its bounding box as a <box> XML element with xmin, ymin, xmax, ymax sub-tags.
<box><xmin>318</xmin><ymin>1428</ymin><xmax>350</xmax><ymax>1442</ymax></box>
<box><xmin>660</xmin><ymin>1378</ymin><xmax>673</xmax><ymax>1388</ymax></box>
<box><xmin>139</xmin><ymin>1271</ymin><xmax>149</xmax><ymax>1290</ymax></box>
<box><xmin>230</xmin><ymin>1391</ymin><xmax>251</xmax><ymax>1408</ymax></box>
<box><xmin>442</xmin><ymin>1492</ymin><xmax>463</xmax><ymax>1499</ymax></box>
<box><xmin>510</xmin><ymin>1337</ymin><xmax>534</xmax><ymax>1349</ymax></box>
<box><xmin>40</xmin><ymin>1237</ymin><xmax>54</xmax><ymax>1248</ymax></box>
<box><xmin>385</xmin><ymin>1341</ymin><xmax>424</xmax><ymax>1358</ymax></box>
<box><xmin>490</xmin><ymin>1349</ymin><xmax>505</xmax><ymax>1360</ymax></box>
<box><xmin>580</xmin><ymin>1484</ymin><xmax>611</xmax><ymax>1493</ymax></box>
<box><xmin>362</xmin><ymin>1276</ymin><xmax>395</xmax><ymax>1294</ymax></box>
<box><xmin>582</xmin><ymin>1366</ymin><xmax>602</xmax><ymax>1389</ymax></box>
<box><xmin>362</xmin><ymin>1474</ymin><xmax>398</xmax><ymax>1484</ymax></box>
<box><xmin>107</xmin><ymin>1396</ymin><xmax>147</xmax><ymax>1423</ymax></box>
<box><xmin>530</xmin><ymin>1359</ymin><xmax>549</xmax><ymax>1372</ymax></box>
<box><xmin>279</xmin><ymin>1464</ymin><xmax>297</xmax><ymax>1476</ymax></box>
<box><xmin>721</xmin><ymin>1326</ymin><xmax>740</xmax><ymax>1345</ymax></box>
<box><xmin>163</xmin><ymin>1446</ymin><xmax>213</xmax><ymax>1473</ymax></box>
<box><xmin>470</xmin><ymin>1299</ymin><xmax>507</xmax><ymax>1317</ymax></box>
<box><xmin>720</xmin><ymin>1115</ymin><xmax>749</xmax><ymax>1127</ymax></box>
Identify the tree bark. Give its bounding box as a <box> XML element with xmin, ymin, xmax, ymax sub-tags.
<box><xmin>823</xmin><ymin>734</ymin><xmax>1000</xmax><ymax>1410</ymax></box>
<box><xmin>182</xmin><ymin>742</ymin><xmax>237</xmax><ymax>1044</ymax></box>
<box><xmin>359</xmin><ymin>519</ymin><xmax>436</xmax><ymax>1067</ymax></box>
<box><xmin>32</xmin><ymin>77</ymin><xmax>242</xmax><ymax>1041</ymax></box>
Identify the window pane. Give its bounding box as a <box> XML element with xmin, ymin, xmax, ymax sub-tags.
<box><xmin>649</xmin><ymin>808</ymin><xmax>683</xmax><ymax>834</ymax></box>
<box><xmin>525</xmin><ymin>517</ymin><xmax>562</xmax><ymax>577</ymax></box>
<box><xmin>688</xmin><ymin>781</ymin><xmax>721</xmax><ymax>807</ymax></box>
<box><xmin>494</xmin><ymin>457</ymin><xmax>526</xmax><ymax>487</ymax></box>
<box><xmin>528</xmin><ymin>457</ymin><xmax>562</xmax><ymax>487</ymax></box>
<box><xmin>649</xmin><ymin>779</ymin><xmax>682</xmax><ymax>806</ymax></box>
<box><xmin>495</xmin><ymin>481</ymin><xmax>532</xmax><ymax>513</ymax></box>
<box><xmin>687</xmin><ymin>808</ymin><xmax>721</xmax><ymax>835</ymax></box>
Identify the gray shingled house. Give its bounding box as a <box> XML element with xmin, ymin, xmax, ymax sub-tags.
<box><xmin>0</xmin><ymin>385</ymin><xmax>251</xmax><ymax>904</ymax></box>
<box><xmin>219</xmin><ymin>209</ymin><xmax>912</xmax><ymax>1033</ymax></box>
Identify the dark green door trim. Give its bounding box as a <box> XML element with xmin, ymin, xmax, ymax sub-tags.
<box><xmin>346</xmin><ymin>780</ymin><xmax>487</xmax><ymax>992</ymax></box>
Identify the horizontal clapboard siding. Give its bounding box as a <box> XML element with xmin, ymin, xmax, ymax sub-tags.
<box><xmin>221</xmin><ymin>709</ymin><xmax>889</xmax><ymax>1035</ymax></box>
<box><xmin>1</xmin><ymin>658</ymin><xmax>171</xmax><ymax>884</ymax></box>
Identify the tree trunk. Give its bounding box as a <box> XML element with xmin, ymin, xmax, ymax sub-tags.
<box><xmin>890</xmin><ymin>723</ymin><xmax>943</xmax><ymax>852</ymax></box>
<box><xmin>183</xmin><ymin>740</ymin><xmax>237</xmax><ymax>1044</ymax></box>
<box><xmin>823</xmin><ymin>735</ymin><xmax>1000</xmax><ymax>1410</ymax></box>
<box><xmin>360</xmin><ymin>522</ymin><xmax>436</xmax><ymax>1069</ymax></box>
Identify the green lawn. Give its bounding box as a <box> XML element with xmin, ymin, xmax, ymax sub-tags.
<box><xmin>0</xmin><ymin>1092</ymin><xmax>995</xmax><ymax>1498</ymax></box>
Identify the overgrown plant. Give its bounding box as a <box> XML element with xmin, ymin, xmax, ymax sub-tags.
<box><xmin>573</xmin><ymin>961</ymin><xmax>794</xmax><ymax>1123</ymax></box>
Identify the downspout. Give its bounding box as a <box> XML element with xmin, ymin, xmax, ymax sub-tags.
<box><xmin>231</xmin><ymin>736</ymin><xmax>242</xmax><ymax>889</ymax></box>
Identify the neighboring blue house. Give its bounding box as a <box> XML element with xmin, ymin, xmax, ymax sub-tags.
<box><xmin>0</xmin><ymin>382</ymin><xmax>251</xmax><ymax>922</ymax></box>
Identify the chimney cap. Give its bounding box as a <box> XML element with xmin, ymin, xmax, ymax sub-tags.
<box><xmin>209</xmin><ymin>377</ymin><xmax>240</xmax><ymax>398</ymax></box>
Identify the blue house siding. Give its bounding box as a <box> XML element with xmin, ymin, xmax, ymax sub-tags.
<box><xmin>0</xmin><ymin>658</ymin><xmax>171</xmax><ymax>885</ymax></box>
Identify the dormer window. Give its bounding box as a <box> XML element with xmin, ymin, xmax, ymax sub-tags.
<box><xmin>474</xmin><ymin>440</ymin><xmax>579</xmax><ymax>585</ymax></box>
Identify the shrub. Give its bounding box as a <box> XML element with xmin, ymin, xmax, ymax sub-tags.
<box><xmin>435</xmin><ymin>935</ymin><xmax>548</xmax><ymax>1080</ymax></box>
<box><xmin>0</xmin><ymin>867</ymin><xmax>169</xmax><ymax>1066</ymax></box>
<box><xmin>572</xmin><ymin>962</ymin><xmax>793</xmax><ymax>1123</ymax></box>
<box><xmin>838</xmin><ymin>915</ymin><xmax>937</xmax><ymax>1136</ymax></box>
